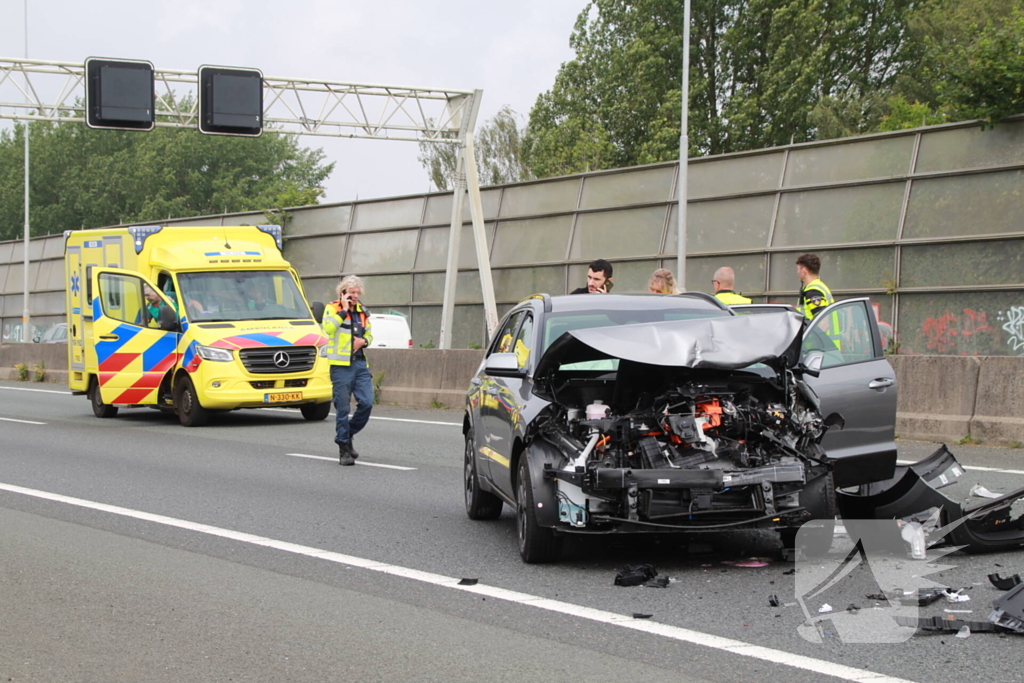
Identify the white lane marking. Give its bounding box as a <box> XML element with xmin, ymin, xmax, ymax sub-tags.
<box><xmin>897</xmin><ymin>459</ymin><xmax>1024</xmax><ymax>476</ymax></box>
<box><xmin>0</xmin><ymin>417</ymin><xmax>46</xmax><ymax>425</ymax></box>
<box><xmin>263</xmin><ymin>407</ymin><xmax>460</xmax><ymax>427</ymax></box>
<box><xmin>0</xmin><ymin>480</ymin><xmax>916</xmax><ymax>683</ymax></box>
<box><xmin>0</xmin><ymin>386</ymin><xmax>69</xmax><ymax>395</ymax></box>
<box><xmin>286</xmin><ymin>453</ymin><xmax>416</xmax><ymax>471</ymax></box>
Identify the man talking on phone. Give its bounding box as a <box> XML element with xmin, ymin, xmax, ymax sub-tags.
<box><xmin>570</xmin><ymin>259</ymin><xmax>614</xmax><ymax>294</ymax></box>
<box><xmin>322</xmin><ymin>275</ymin><xmax>374</xmax><ymax>466</ymax></box>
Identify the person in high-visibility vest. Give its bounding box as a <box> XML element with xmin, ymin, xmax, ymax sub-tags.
<box><xmin>322</xmin><ymin>275</ymin><xmax>374</xmax><ymax>467</ymax></box>
<box><xmin>712</xmin><ymin>267</ymin><xmax>752</xmax><ymax>305</ymax></box>
<box><xmin>795</xmin><ymin>253</ymin><xmax>841</xmax><ymax>348</ymax></box>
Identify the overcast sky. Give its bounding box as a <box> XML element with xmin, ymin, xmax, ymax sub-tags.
<box><xmin>0</xmin><ymin>0</ymin><xmax>588</xmax><ymax>204</ymax></box>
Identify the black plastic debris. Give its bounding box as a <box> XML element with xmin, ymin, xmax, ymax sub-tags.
<box><xmin>866</xmin><ymin>592</ymin><xmax>888</xmax><ymax>601</ymax></box>
<box><xmin>900</xmin><ymin>588</ymin><xmax>946</xmax><ymax>607</ymax></box>
<box><xmin>783</xmin><ymin>568</ymin><xmax>796</xmax><ymax>576</ymax></box>
<box><xmin>644</xmin><ymin>576</ymin><xmax>671</xmax><ymax>588</ymax></box>
<box><xmin>458</xmin><ymin>578</ymin><xmax>479</xmax><ymax>586</ymax></box>
<box><xmin>988</xmin><ymin>573</ymin><xmax>1023</xmax><ymax>590</ymax></box>
<box><xmin>615</xmin><ymin>564</ymin><xmax>658</xmax><ymax>587</ymax></box>
<box><xmin>990</xmin><ymin>583</ymin><xmax>1024</xmax><ymax>633</ymax></box>
<box><xmin>846</xmin><ymin>604</ymin><xmax>861</xmax><ymax>612</ymax></box>
<box><xmin>632</xmin><ymin>613</ymin><xmax>653</xmax><ymax>619</ymax></box>
<box><xmin>769</xmin><ymin>594</ymin><xmax>780</xmax><ymax>607</ymax></box>
<box><xmin>897</xmin><ymin>615</ymin><xmax>1008</xmax><ymax>634</ymax></box>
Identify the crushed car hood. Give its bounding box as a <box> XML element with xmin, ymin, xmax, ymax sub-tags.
<box><xmin>535</xmin><ymin>311</ymin><xmax>805</xmax><ymax>378</ymax></box>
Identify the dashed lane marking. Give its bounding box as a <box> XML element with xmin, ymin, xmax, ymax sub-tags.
<box><xmin>286</xmin><ymin>452</ymin><xmax>416</xmax><ymax>471</ymax></box>
<box><xmin>0</xmin><ymin>417</ymin><xmax>46</xmax><ymax>425</ymax></box>
<box><xmin>260</xmin><ymin>408</ymin><xmax>461</xmax><ymax>426</ymax></box>
<box><xmin>0</xmin><ymin>480</ymin><xmax>916</xmax><ymax>683</ymax></box>
<box><xmin>896</xmin><ymin>459</ymin><xmax>1024</xmax><ymax>477</ymax></box>
<box><xmin>0</xmin><ymin>386</ymin><xmax>69</xmax><ymax>395</ymax></box>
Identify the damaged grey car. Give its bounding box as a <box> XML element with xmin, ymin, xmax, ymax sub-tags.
<box><xmin>463</xmin><ymin>293</ymin><xmax>899</xmax><ymax>563</ymax></box>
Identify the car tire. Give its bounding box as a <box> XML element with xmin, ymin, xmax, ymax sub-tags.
<box><xmin>174</xmin><ymin>376</ymin><xmax>209</xmax><ymax>427</ymax></box>
<box><xmin>517</xmin><ymin>456</ymin><xmax>561</xmax><ymax>563</ymax></box>
<box><xmin>464</xmin><ymin>429</ymin><xmax>502</xmax><ymax>520</ymax></box>
<box><xmin>781</xmin><ymin>473</ymin><xmax>837</xmax><ymax>558</ymax></box>
<box><xmin>300</xmin><ymin>402</ymin><xmax>332</xmax><ymax>421</ymax></box>
<box><xmin>89</xmin><ymin>377</ymin><xmax>118</xmax><ymax>418</ymax></box>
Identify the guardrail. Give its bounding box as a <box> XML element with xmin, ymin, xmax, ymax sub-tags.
<box><xmin>2</xmin><ymin>344</ymin><xmax>1021</xmax><ymax>447</ymax></box>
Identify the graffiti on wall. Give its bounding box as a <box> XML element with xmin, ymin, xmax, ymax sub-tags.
<box><xmin>999</xmin><ymin>306</ymin><xmax>1024</xmax><ymax>352</ymax></box>
<box><xmin>919</xmin><ymin>308</ymin><xmax>995</xmax><ymax>355</ymax></box>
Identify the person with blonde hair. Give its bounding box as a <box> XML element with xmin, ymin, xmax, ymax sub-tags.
<box><xmin>648</xmin><ymin>268</ymin><xmax>679</xmax><ymax>294</ymax></box>
<box><xmin>322</xmin><ymin>274</ymin><xmax>374</xmax><ymax>466</ymax></box>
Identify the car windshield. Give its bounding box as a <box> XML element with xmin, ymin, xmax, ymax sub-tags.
<box><xmin>543</xmin><ymin>306</ymin><xmax>729</xmax><ymax>371</ymax></box>
<box><xmin>177</xmin><ymin>271</ymin><xmax>310</xmax><ymax>322</ymax></box>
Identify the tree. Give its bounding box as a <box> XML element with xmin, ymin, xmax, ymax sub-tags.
<box><xmin>0</xmin><ymin>99</ymin><xmax>333</xmax><ymax>241</ymax></box>
<box><xmin>524</xmin><ymin>0</ymin><xmax>923</xmax><ymax>176</ymax></box>
<box><xmin>417</xmin><ymin>105</ymin><xmax>533</xmax><ymax>191</ymax></box>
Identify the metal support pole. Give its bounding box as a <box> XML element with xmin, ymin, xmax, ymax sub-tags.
<box><xmin>676</xmin><ymin>0</ymin><xmax>691</xmax><ymax>290</ymax></box>
<box><xmin>439</xmin><ymin>90</ymin><xmax>483</xmax><ymax>349</ymax></box>
<box><xmin>439</xmin><ymin>148</ymin><xmax>467</xmax><ymax>349</ymax></box>
<box><xmin>464</xmin><ymin>132</ymin><xmax>498</xmax><ymax>336</ymax></box>
<box><xmin>21</xmin><ymin>0</ymin><xmax>30</xmax><ymax>342</ymax></box>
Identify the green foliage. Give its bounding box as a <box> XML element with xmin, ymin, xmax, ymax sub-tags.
<box><xmin>418</xmin><ymin>339</ymin><xmax>436</xmax><ymax>349</ymax></box>
<box><xmin>466</xmin><ymin>342</ymin><xmax>483</xmax><ymax>350</ymax></box>
<box><xmin>14</xmin><ymin>363</ymin><xmax>28</xmax><ymax>381</ymax></box>
<box><xmin>525</xmin><ymin>0</ymin><xmax>1024</xmax><ymax>178</ymax></box>
<box><xmin>0</xmin><ymin>96</ymin><xmax>333</xmax><ymax>241</ymax></box>
<box><xmin>430</xmin><ymin>398</ymin><xmax>448</xmax><ymax>409</ymax></box>
<box><xmin>33</xmin><ymin>361</ymin><xmax>45</xmax><ymax>382</ymax></box>
<box><xmin>418</xmin><ymin>106</ymin><xmax>534</xmax><ymax>191</ymax></box>
<box><xmin>957</xmin><ymin>434</ymin><xmax>982</xmax><ymax>446</ymax></box>
<box><xmin>372</xmin><ymin>369</ymin><xmax>386</xmax><ymax>405</ymax></box>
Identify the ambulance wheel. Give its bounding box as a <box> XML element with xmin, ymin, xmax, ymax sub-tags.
<box><xmin>300</xmin><ymin>402</ymin><xmax>331</xmax><ymax>421</ymax></box>
<box><xmin>89</xmin><ymin>378</ymin><xmax>118</xmax><ymax>418</ymax></box>
<box><xmin>174</xmin><ymin>376</ymin><xmax>209</xmax><ymax>427</ymax></box>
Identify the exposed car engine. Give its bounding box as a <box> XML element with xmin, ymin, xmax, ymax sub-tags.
<box><xmin>534</xmin><ymin>367</ymin><xmax>837</xmax><ymax>531</ymax></box>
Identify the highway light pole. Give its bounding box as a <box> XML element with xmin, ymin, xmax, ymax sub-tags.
<box><xmin>21</xmin><ymin>0</ymin><xmax>30</xmax><ymax>342</ymax></box>
<box><xmin>676</xmin><ymin>0</ymin><xmax>691</xmax><ymax>291</ymax></box>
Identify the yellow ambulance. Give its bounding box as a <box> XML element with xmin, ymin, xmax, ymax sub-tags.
<box><xmin>64</xmin><ymin>224</ymin><xmax>333</xmax><ymax>426</ymax></box>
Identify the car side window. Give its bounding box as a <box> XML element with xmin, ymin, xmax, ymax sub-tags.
<box><xmin>513</xmin><ymin>313</ymin><xmax>533</xmax><ymax>369</ymax></box>
<box><xmin>491</xmin><ymin>310</ymin><xmax>524</xmax><ymax>356</ymax></box>
<box><xmin>803</xmin><ymin>300</ymin><xmax>878</xmax><ymax>368</ymax></box>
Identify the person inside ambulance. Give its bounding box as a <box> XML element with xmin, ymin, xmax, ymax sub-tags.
<box><xmin>144</xmin><ymin>285</ymin><xmax>168</xmax><ymax>327</ymax></box>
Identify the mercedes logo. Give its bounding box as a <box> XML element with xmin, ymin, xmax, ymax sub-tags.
<box><xmin>273</xmin><ymin>351</ymin><xmax>291</xmax><ymax>368</ymax></box>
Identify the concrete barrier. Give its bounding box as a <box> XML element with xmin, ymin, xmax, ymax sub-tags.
<box><xmin>970</xmin><ymin>357</ymin><xmax>1024</xmax><ymax>446</ymax></box>
<box><xmin>1</xmin><ymin>342</ymin><xmax>1021</xmax><ymax>446</ymax></box>
<box><xmin>889</xmin><ymin>355</ymin><xmax>981</xmax><ymax>444</ymax></box>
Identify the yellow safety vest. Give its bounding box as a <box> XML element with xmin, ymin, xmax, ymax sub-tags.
<box><xmin>715</xmin><ymin>291</ymin><xmax>752</xmax><ymax>306</ymax></box>
<box><xmin>322</xmin><ymin>302</ymin><xmax>373</xmax><ymax>366</ymax></box>
<box><xmin>800</xmin><ymin>279</ymin><xmax>840</xmax><ymax>349</ymax></box>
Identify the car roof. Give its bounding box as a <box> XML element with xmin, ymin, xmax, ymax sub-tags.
<box><xmin>542</xmin><ymin>292</ymin><xmax>731</xmax><ymax>315</ymax></box>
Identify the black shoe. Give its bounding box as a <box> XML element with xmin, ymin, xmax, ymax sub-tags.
<box><xmin>338</xmin><ymin>442</ymin><xmax>355</xmax><ymax>466</ymax></box>
<box><xmin>349</xmin><ymin>440</ymin><xmax>360</xmax><ymax>460</ymax></box>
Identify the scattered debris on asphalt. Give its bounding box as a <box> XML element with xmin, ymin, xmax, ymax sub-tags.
<box><xmin>901</xmin><ymin>588</ymin><xmax>946</xmax><ymax>607</ymax></box>
<box><xmin>902</xmin><ymin>579</ymin><xmax>1024</xmax><ymax>636</ymax></box>
<box><xmin>818</xmin><ymin>604</ymin><xmax>833</xmax><ymax>614</ymax></box>
<box><xmin>458</xmin><ymin>578</ymin><xmax>479</xmax><ymax>586</ymax></box>
<box><xmin>989</xmin><ymin>573</ymin><xmax>1023</xmax><ymax>590</ymax></box>
<box><xmin>956</xmin><ymin>625</ymin><xmax>972</xmax><ymax>639</ymax></box>
<box><xmin>769</xmin><ymin>594</ymin><xmax>780</xmax><ymax>607</ymax></box>
<box><xmin>943</xmin><ymin>589</ymin><xmax>971</xmax><ymax>603</ymax></box>
<box><xmin>614</xmin><ymin>564</ymin><xmax>658</xmax><ymax>587</ymax></box>
<box><xmin>970</xmin><ymin>484</ymin><xmax>1003</xmax><ymax>499</ymax></box>
<box><xmin>644</xmin><ymin>576</ymin><xmax>671</xmax><ymax>588</ymax></box>
<box><xmin>632</xmin><ymin>613</ymin><xmax>653</xmax><ymax>619</ymax></box>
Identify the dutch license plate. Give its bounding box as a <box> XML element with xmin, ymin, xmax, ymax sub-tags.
<box><xmin>265</xmin><ymin>391</ymin><xmax>303</xmax><ymax>403</ymax></box>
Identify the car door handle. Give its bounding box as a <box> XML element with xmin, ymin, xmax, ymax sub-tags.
<box><xmin>98</xmin><ymin>334</ymin><xmax>118</xmax><ymax>341</ymax></box>
<box><xmin>868</xmin><ymin>378</ymin><xmax>894</xmax><ymax>390</ymax></box>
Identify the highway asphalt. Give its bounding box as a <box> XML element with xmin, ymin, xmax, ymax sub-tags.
<box><xmin>2</xmin><ymin>380</ymin><xmax>1024</xmax><ymax>682</ymax></box>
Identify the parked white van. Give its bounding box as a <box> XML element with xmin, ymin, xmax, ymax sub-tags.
<box><xmin>369</xmin><ymin>313</ymin><xmax>412</xmax><ymax>349</ymax></box>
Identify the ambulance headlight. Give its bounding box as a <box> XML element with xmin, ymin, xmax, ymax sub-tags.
<box><xmin>196</xmin><ymin>345</ymin><xmax>234</xmax><ymax>362</ymax></box>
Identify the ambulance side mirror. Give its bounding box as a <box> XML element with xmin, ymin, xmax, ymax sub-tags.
<box><xmin>311</xmin><ymin>301</ymin><xmax>325</xmax><ymax>324</ymax></box>
<box><xmin>158</xmin><ymin>305</ymin><xmax>180</xmax><ymax>332</ymax></box>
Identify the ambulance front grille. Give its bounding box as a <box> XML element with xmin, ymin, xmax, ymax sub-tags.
<box><xmin>239</xmin><ymin>346</ymin><xmax>317</xmax><ymax>374</ymax></box>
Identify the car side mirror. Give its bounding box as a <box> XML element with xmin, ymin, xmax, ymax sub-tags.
<box><xmin>311</xmin><ymin>301</ymin><xmax>325</xmax><ymax>324</ymax></box>
<box><xmin>803</xmin><ymin>351</ymin><xmax>824</xmax><ymax>374</ymax></box>
<box><xmin>484</xmin><ymin>352</ymin><xmax>524</xmax><ymax>377</ymax></box>
<box><xmin>158</xmin><ymin>305</ymin><xmax>180</xmax><ymax>332</ymax></box>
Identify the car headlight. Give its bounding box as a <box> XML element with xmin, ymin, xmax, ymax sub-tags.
<box><xmin>196</xmin><ymin>344</ymin><xmax>234</xmax><ymax>362</ymax></box>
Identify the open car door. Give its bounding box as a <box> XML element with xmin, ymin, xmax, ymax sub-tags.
<box><xmin>92</xmin><ymin>268</ymin><xmax>180</xmax><ymax>405</ymax></box>
<box><xmin>801</xmin><ymin>297</ymin><xmax>898</xmax><ymax>488</ymax></box>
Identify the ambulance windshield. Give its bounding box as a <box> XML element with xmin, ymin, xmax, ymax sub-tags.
<box><xmin>177</xmin><ymin>271</ymin><xmax>310</xmax><ymax>322</ymax></box>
